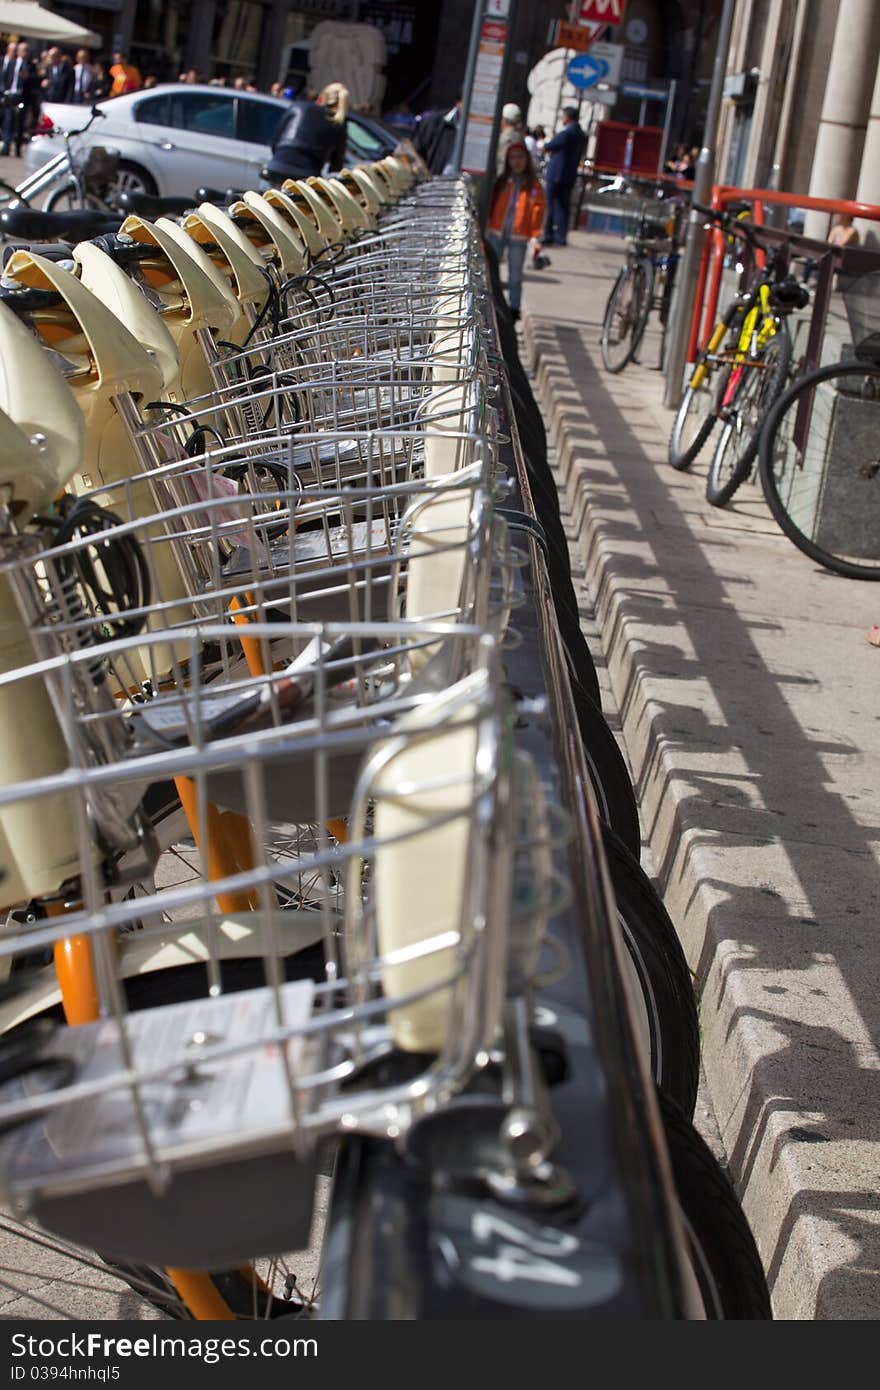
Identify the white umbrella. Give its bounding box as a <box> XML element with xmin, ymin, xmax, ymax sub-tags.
<box><xmin>0</xmin><ymin>1</ymin><xmax>100</xmax><ymax>48</ymax></box>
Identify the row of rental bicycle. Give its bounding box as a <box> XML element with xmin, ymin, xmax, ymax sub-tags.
<box><xmin>0</xmin><ymin>157</ymin><xmax>773</xmax><ymax>1318</ymax></box>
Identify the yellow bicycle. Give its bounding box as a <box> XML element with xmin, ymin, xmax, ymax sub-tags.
<box><xmin>668</xmin><ymin>206</ymin><xmax>807</xmax><ymax>507</ymax></box>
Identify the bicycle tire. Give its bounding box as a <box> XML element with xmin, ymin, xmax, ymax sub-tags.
<box><xmin>629</xmin><ymin>256</ymin><xmax>655</xmax><ymax>363</ymax></box>
<box><xmin>758</xmin><ymin>360</ymin><xmax>880</xmax><ymax>579</ymax></box>
<box><xmin>571</xmin><ymin>681</ymin><xmax>641</xmax><ymax>858</ymax></box>
<box><xmin>44</xmin><ymin>182</ymin><xmax>104</xmax><ymax>214</ymax></box>
<box><xmin>601</xmin><ymin>261</ymin><xmax>649</xmax><ymax>374</ymax></box>
<box><xmin>668</xmin><ymin>335</ymin><xmax>731</xmax><ymax>471</ymax></box>
<box><xmin>705</xmin><ymin>326</ymin><xmax>791</xmax><ymax>508</ymax></box>
<box><xmin>602</xmin><ymin>825</ymin><xmax>699</xmax><ymax>1117</ymax></box>
<box><xmin>657</xmin><ymin>1089</ymin><xmax>772</xmax><ymax>1319</ymax></box>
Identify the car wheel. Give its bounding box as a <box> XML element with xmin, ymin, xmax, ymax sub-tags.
<box><xmin>112</xmin><ymin>161</ymin><xmax>157</xmax><ymax>198</ymax></box>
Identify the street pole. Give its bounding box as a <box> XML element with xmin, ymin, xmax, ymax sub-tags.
<box><xmin>658</xmin><ymin>78</ymin><xmax>677</xmax><ymax>174</ymax></box>
<box><xmin>450</xmin><ymin>0</ymin><xmax>485</xmax><ymax>175</ymax></box>
<box><xmin>662</xmin><ymin>0</ymin><xmax>736</xmax><ymax>409</ymax></box>
<box><xmin>477</xmin><ymin>0</ymin><xmax>520</xmax><ymax>228</ymax></box>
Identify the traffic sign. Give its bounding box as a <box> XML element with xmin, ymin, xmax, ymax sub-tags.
<box><xmin>621</xmin><ymin>82</ymin><xmax>669</xmax><ymax>101</ymax></box>
<box><xmin>551</xmin><ymin>19</ymin><xmax>598</xmax><ymax>53</ymax></box>
<box><xmin>579</xmin><ymin>0</ymin><xmax>626</xmax><ymax>24</ymax></box>
<box><xmin>567</xmin><ymin>52</ymin><xmax>604</xmax><ymax>89</ymax></box>
<box><xmin>566</xmin><ymin>41</ymin><xmax>623</xmax><ymax>90</ymax></box>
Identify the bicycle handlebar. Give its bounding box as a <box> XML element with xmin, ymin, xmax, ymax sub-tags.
<box><xmin>59</xmin><ymin>105</ymin><xmax>107</xmax><ymax>140</ymax></box>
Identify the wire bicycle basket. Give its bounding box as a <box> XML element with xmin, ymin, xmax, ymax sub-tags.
<box><xmin>842</xmin><ymin>268</ymin><xmax>880</xmax><ymax>357</ymax></box>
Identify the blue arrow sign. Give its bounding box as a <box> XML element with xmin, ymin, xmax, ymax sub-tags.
<box><xmin>566</xmin><ymin>52</ymin><xmax>609</xmax><ymax>90</ymax></box>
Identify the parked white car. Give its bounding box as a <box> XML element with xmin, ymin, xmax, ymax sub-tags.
<box><xmin>21</xmin><ymin>84</ymin><xmax>396</xmax><ymax>201</ymax></box>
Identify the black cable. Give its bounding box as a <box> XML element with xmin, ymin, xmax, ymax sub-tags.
<box><xmin>48</xmin><ymin>496</ymin><xmax>152</xmax><ymax>642</ymax></box>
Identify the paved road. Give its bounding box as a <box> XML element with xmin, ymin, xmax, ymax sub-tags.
<box><xmin>520</xmin><ymin>230</ymin><xmax>880</xmax><ymax>1320</ymax></box>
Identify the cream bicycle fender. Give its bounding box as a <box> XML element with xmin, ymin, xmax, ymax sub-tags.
<box><xmin>118</xmin><ymin>215</ymin><xmax>237</xmax><ymax>402</ymax></box>
<box><xmin>73</xmin><ymin>242</ymin><xmax>181</xmax><ymax>398</ymax></box>
<box><xmin>0</xmin><ymin>407</ymin><xmax>89</xmax><ymax>909</ymax></box>
<box><xmin>234</xmin><ymin>192</ymin><xmax>308</xmax><ymax>278</ymax></box>
<box><xmin>349</xmin><ymin>165</ymin><xmax>386</xmax><ymax>212</ymax></box>
<box><xmin>0</xmin><ymin>301</ymin><xmax>84</xmax><ymax>508</ymax></box>
<box><xmin>182</xmin><ymin>203</ymin><xmax>269</xmax><ymax>310</ymax></box>
<box><xmin>297</xmin><ymin>178</ymin><xmax>347</xmax><ymax>244</ymax></box>
<box><xmin>155</xmin><ymin>213</ymin><xmax>249</xmax><ymax>315</ymax></box>
<box><xmin>2</xmin><ymin>251</ymin><xmax>163</xmax><ymax>492</ymax></box>
<box><xmin>315</xmin><ymin>177</ymin><xmax>371</xmax><ymax>236</ymax></box>
<box><xmin>268</xmin><ymin>185</ymin><xmax>328</xmax><ymax>259</ymax></box>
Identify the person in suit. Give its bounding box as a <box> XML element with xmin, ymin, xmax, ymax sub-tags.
<box><xmin>43</xmin><ymin>47</ymin><xmax>74</xmax><ymax>103</ymax></box>
<box><xmin>71</xmin><ymin>49</ymin><xmax>94</xmax><ymax>105</ymax></box>
<box><xmin>1</xmin><ymin>41</ymin><xmax>38</xmax><ymax>157</ymax></box>
<box><xmin>540</xmin><ymin>106</ymin><xmax>587</xmax><ymax>247</ymax></box>
<box><xmin>0</xmin><ymin>41</ymin><xmax>17</xmax><ymax>92</ymax></box>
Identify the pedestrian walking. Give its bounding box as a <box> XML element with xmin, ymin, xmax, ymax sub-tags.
<box><xmin>486</xmin><ymin>140</ymin><xmax>546</xmax><ymax>322</ymax></box>
<box><xmin>496</xmin><ymin>102</ymin><xmax>524</xmax><ymax>175</ymax></box>
<box><xmin>541</xmin><ymin>105</ymin><xmax>586</xmax><ymax>248</ymax></box>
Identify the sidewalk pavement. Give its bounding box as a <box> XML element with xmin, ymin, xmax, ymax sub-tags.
<box><xmin>519</xmin><ymin>230</ymin><xmax>880</xmax><ymax>1321</ymax></box>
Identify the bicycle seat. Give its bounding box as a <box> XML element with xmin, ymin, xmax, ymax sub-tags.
<box><xmin>0</xmin><ymin>206</ymin><xmax>122</xmax><ymax>242</ymax></box>
<box><xmin>111</xmin><ymin>191</ymin><xmax>197</xmax><ymax>218</ymax></box>
<box><xmin>89</xmin><ymin>231</ymin><xmax>157</xmax><ymax>267</ymax></box>
<box><xmin>770</xmin><ymin>276</ymin><xmax>810</xmax><ymax>312</ymax></box>
<box><xmin>1</xmin><ymin>242</ymin><xmax>75</xmax><ymax>269</ymax></box>
<box><xmin>0</xmin><ymin>281</ymin><xmax>62</xmax><ymax>313</ymax></box>
<box><xmin>195</xmin><ymin>186</ymin><xmax>245</xmax><ymax>206</ymax></box>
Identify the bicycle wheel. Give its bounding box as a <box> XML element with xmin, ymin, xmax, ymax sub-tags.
<box><xmin>571</xmin><ymin>681</ymin><xmax>641</xmax><ymax>859</ymax></box>
<box><xmin>600</xmin><ymin>260</ymin><xmax>651</xmax><ymax>373</ymax></box>
<box><xmin>603</xmin><ymin>825</ymin><xmax>699</xmax><ymax>1117</ymax></box>
<box><xmin>668</xmin><ymin>338</ymin><xmax>730</xmax><ymax>470</ymax></box>
<box><xmin>705</xmin><ymin>326</ymin><xmax>792</xmax><ymax>508</ymax></box>
<box><xmin>628</xmin><ymin>256</ymin><xmax>655</xmax><ymax>362</ymax></box>
<box><xmin>43</xmin><ymin>182</ymin><xmax>104</xmax><ymax>214</ymax></box>
<box><xmin>758</xmin><ymin>360</ymin><xmax>880</xmax><ymax>579</ymax></box>
<box><xmin>657</xmin><ymin>1090</ymin><xmax>772</xmax><ymax>1319</ymax></box>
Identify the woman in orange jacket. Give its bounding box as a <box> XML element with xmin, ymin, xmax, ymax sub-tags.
<box><xmin>486</xmin><ymin>141</ymin><xmax>546</xmax><ymax>321</ymax></box>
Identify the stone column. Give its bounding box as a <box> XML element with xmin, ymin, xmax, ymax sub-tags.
<box><xmin>257</xmin><ymin>1</ymin><xmax>292</xmax><ymax>92</ymax></box>
<box><xmin>854</xmin><ymin>56</ymin><xmax>880</xmax><ymax>249</ymax></box>
<box><xmin>185</xmin><ymin>0</ymin><xmax>216</xmax><ymax>79</ymax></box>
<box><xmin>804</xmin><ymin>0</ymin><xmax>880</xmax><ymax>240</ymax></box>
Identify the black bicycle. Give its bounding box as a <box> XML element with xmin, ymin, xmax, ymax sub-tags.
<box><xmin>600</xmin><ymin>189</ymin><xmax>685</xmax><ymax>374</ymax></box>
<box><xmin>757</xmin><ymin>268</ymin><xmax>880</xmax><ymax>579</ymax></box>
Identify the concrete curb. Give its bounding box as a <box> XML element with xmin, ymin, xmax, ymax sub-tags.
<box><xmin>521</xmin><ymin>291</ymin><xmax>880</xmax><ymax>1321</ymax></box>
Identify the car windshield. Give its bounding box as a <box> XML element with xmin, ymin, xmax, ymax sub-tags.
<box><xmin>346</xmin><ymin>117</ymin><xmax>391</xmax><ymax>158</ymax></box>
<box><xmin>238</xmin><ymin>98</ymin><xmax>285</xmax><ymax>146</ymax></box>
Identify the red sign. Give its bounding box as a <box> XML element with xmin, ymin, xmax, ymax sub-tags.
<box><xmin>579</xmin><ymin>0</ymin><xmax>626</xmax><ymax>24</ymax></box>
<box><xmin>554</xmin><ymin>20</ymin><xmax>598</xmax><ymax>52</ymax></box>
